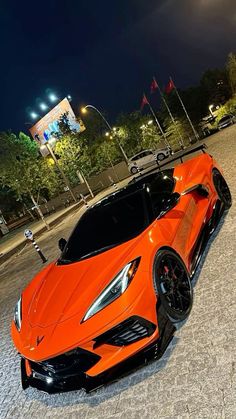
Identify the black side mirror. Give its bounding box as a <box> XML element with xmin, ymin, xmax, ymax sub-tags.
<box><xmin>166</xmin><ymin>192</ymin><xmax>180</xmax><ymax>209</ymax></box>
<box><xmin>58</xmin><ymin>238</ymin><xmax>67</xmax><ymax>252</ymax></box>
<box><xmin>157</xmin><ymin>192</ymin><xmax>180</xmax><ymax>219</ymax></box>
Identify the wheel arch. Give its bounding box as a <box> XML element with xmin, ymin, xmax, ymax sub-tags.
<box><xmin>151</xmin><ymin>245</ymin><xmax>188</xmax><ymax>293</ymax></box>
<box><xmin>152</xmin><ymin>245</ymin><xmax>186</xmax><ymax>268</ymax></box>
<box><xmin>152</xmin><ymin>246</ymin><xmax>193</xmax><ymax>322</ymax></box>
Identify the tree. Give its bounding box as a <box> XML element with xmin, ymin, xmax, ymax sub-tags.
<box><xmin>226</xmin><ymin>52</ymin><xmax>236</xmax><ymax>96</ymax></box>
<box><xmin>116</xmin><ymin>111</ymin><xmax>164</xmax><ymax>156</ymax></box>
<box><xmin>0</xmin><ymin>186</ymin><xmax>24</xmax><ymax>221</ymax></box>
<box><xmin>55</xmin><ymin>135</ymin><xmax>93</xmax><ymax>184</ymax></box>
<box><xmin>200</xmin><ymin>68</ymin><xmax>230</xmax><ymax>107</ymax></box>
<box><xmin>0</xmin><ymin>132</ymin><xmax>59</xmax><ymax>228</ymax></box>
<box><xmin>164</xmin><ymin>117</ymin><xmax>194</xmax><ymax>150</ymax></box>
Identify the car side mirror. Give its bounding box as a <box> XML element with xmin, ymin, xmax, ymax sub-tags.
<box><xmin>58</xmin><ymin>238</ymin><xmax>67</xmax><ymax>252</ymax></box>
<box><xmin>157</xmin><ymin>192</ymin><xmax>180</xmax><ymax>219</ymax></box>
<box><xmin>164</xmin><ymin>192</ymin><xmax>180</xmax><ymax>211</ymax></box>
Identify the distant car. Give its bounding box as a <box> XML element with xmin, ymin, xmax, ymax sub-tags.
<box><xmin>218</xmin><ymin>114</ymin><xmax>236</xmax><ymax>130</ymax></box>
<box><xmin>128</xmin><ymin>148</ymin><xmax>170</xmax><ymax>174</ymax></box>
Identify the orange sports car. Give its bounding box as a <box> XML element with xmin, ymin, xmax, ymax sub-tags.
<box><xmin>11</xmin><ymin>145</ymin><xmax>231</xmax><ymax>393</ymax></box>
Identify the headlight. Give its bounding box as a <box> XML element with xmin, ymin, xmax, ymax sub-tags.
<box><xmin>83</xmin><ymin>258</ymin><xmax>140</xmax><ymax>322</ymax></box>
<box><xmin>14</xmin><ymin>296</ymin><xmax>22</xmax><ymax>331</ymax></box>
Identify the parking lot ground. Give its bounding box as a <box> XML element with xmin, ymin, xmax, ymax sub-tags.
<box><xmin>0</xmin><ymin>126</ymin><xmax>236</xmax><ymax>419</ymax></box>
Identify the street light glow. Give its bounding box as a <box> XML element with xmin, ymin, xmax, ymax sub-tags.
<box><xmin>48</xmin><ymin>93</ymin><xmax>58</xmax><ymax>102</ymax></box>
<box><xmin>81</xmin><ymin>107</ymin><xmax>87</xmax><ymax>114</ymax></box>
<box><xmin>30</xmin><ymin>112</ymin><xmax>38</xmax><ymax>119</ymax></box>
<box><xmin>39</xmin><ymin>102</ymin><xmax>48</xmax><ymax>111</ymax></box>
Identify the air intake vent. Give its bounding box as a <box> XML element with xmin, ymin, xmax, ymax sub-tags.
<box><xmin>94</xmin><ymin>316</ymin><xmax>156</xmax><ymax>348</ymax></box>
<box><xmin>30</xmin><ymin>347</ymin><xmax>100</xmax><ymax>378</ymax></box>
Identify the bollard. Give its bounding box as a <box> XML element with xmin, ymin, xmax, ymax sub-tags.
<box><xmin>24</xmin><ymin>229</ymin><xmax>47</xmax><ymax>264</ymax></box>
<box><xmin>108</xmin><ymin>176</ymin><xmax>118</xmax><ymax>191</ymax></box>
<box><xmin>137</xmin><ymin>166</ymin><xmax>142</xmax><ymax>176</ymax></box>
<box><xmin>112</xmin><ymin>182</ymin><xmax>118</xmax><ymax>191</ymax></box>
<box><xmin>80</xmin><ymin>194</ymin><xmax>89</xmax><ymax>209</ymax></box>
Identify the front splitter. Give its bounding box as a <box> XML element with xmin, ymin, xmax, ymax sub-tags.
<box><xmin>21</xmin><ymin>306</ymin><xmax>175</xmax><ymax>394</ymax></box>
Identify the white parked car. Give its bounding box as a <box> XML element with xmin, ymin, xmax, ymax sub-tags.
<box><xmin>217</xmin><ymin>114</ymin><xmax>236</xmax><ymax>130</ymax></box>
<box><xmin>128</xmin><ymin>148</ymin><xmax>170</xmax><ymax>174</ymax></box>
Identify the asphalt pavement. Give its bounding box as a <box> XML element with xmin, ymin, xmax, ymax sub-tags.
<box><xmin>0</xmin><ymin>127</ymin><xmax>235</xmax><ymax>418</ymax></box>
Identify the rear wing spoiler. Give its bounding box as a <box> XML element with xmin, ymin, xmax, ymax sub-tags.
<box><xmin>156</xmin><ymin>143</ymin><xmax>207</xmax><ymax>170</ymax></box>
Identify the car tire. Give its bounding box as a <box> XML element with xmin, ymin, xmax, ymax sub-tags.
<box><xmin>130</xmin><ymin>167</ymin><xmax>139</xmax><ymax>174</ymax></box>
<box><xmin>157</xmin><ymin>153</ymin><xmax>165</xmax><ymax>162</ymax></box>
<box><xmin>213</xmin><ymin>169</ymin><xmax>232</xmax><ymax>209</ymax></box>
<box><xmin>153</xmin><ymin>249</ymin><xmax>193</xmax><ymax>322</ymax></box>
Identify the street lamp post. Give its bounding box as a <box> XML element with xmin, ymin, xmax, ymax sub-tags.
<box><xmin>209</xmin><ymin>104</ymin><xmax>214</xmax><ymax>117</ymax></box>
<box><xmin>82</xmin><ymin>105</ymin><xmax>128</xmax><ymax>163</ymax></box>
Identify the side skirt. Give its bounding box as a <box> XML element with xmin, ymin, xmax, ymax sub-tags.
<box><xmin>190</xmin><ymin>199</ymin><xmax>225</xmax><ymax>277</ymax></box>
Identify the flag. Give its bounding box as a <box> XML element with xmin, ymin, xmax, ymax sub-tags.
<box><xmin>150</xmin><ymin>77</ymin><xmax>158</xmax><ymax>94</ymax></box>
<box><xmin>140</xmin><ymin>93</ymin><xmax>149</xmax><ymax>110</ymax></box>
<box><xmin>165</xmin><ymin>78</ymin><xmax>175</xmax><ymax>94</ymax></box>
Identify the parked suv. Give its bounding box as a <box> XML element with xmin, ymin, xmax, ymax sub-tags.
<box><xmin>218</xmin><ymin>114</ymin><xmax>236</xmax><ymax>130</ymax></box>
<box><xmin>128</xmin><ymin>148</ymin><xmax>170</xmax><ymax>174</ymax></box>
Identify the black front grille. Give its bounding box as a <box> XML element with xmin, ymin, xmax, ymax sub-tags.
<box><xmin>94</xmin><ymin>316</ymin><xmax>156</xmax><ymax>348</ymax></box>
<box><xmin>30</xmin><ymin>347</ymin><xmax>100</xmax><ymax>378</ymax></box>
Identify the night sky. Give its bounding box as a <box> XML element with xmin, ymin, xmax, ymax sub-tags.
<box><xmin>0</xmin><ymin>0</ymin><xmax>235</xmax><ymax>132</ymax></box>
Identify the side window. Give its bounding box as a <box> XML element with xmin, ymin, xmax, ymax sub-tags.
<box><xmin>143</xmin><ymin>150</ymin><xmax>153</xmax><ymax>157</ymax></box>
<box><xmin>150</xmin><ymin>172</ymin><xmax>175</xmax><ymax>216</ymax></box>
<box><xmin>131</xmin><ymin>154</ymin><xmax>141</xmax><ymax>161</ymax></box>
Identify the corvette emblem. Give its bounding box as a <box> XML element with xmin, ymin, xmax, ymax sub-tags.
<box><xmin>36</xmin><ymin>335</ymin><xmax>44</xmax><ymax>346</ymax></box>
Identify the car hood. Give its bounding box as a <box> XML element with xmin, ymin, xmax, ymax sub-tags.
<box><xmin>26</xmin><ymin>237</ymin><xmax>143</xmax><ymax>328</ymax></box>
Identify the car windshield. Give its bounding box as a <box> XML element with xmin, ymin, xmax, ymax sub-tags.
<box><xmin>59</xmin><ymin>190</ymin><xmax>149</xmax><ymax>263</ymax></box>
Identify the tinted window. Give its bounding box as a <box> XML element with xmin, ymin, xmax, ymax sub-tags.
<box><xmin>60</xmin><ymin>191</ymin><xmax>148</xmax><ymax>263</ymax></box>
<box><xmin>149</xmin><ymin>172</ymin><xmax>175</xmax><ymax>217</ymax></box>
<box><xmin>143</xmin><ymin>150</ymin><xmax>153</xmax><ymax>157</ymax></box>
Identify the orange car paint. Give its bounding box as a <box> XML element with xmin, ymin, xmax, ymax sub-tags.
<box><xmin>11</xmin><ymin>153</ymin><xmax>222</xmax><ymax>378</ymax></box>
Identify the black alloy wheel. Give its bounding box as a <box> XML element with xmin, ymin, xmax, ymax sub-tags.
<box><xmin>153</xmin><ymin>250</ymin><xmax>193</xmax><ymax>322</ymax></box>
<box><xmin>157</xmin><ymin>153</ymin><xmax>165</xmax><ymax>161</ymax></box>
<box><xmin>213</xmin><ymin>169</ymin><xmax>232</xmax><ymax>209</ymax></box>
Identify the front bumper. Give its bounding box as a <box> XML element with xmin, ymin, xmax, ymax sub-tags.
<box><xmin>21</xmin><ymin>308</ymin><xmax>175</xmax><ymax>393</ymax></box>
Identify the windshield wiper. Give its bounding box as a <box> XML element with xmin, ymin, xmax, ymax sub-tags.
<box><xmin>78</xmin><ymin>243</ymin><xmax>118</xmax><ymax>261</ymax></box>
<box><xmin>57</xmin><ymin>258</ymin><xmax>72</xmax><ymax>265</ymax></box>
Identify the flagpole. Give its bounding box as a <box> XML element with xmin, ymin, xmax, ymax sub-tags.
<box><xmin>170</xmin><ymin>77</ymin><xmax>199</xmax><ymax>141</ymax></box>
<box><xmin>154</xmin><ymin>80</ymin><xmax>184</xmax><ymax>149</ymax></box>
<box><xmin>147</xmin><ymin>101</ymin><xmax>171</xmax><ymax>149</ymax></box>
